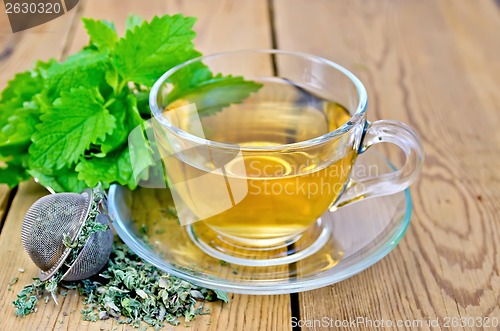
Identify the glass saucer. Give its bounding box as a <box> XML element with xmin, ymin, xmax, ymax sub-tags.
<box><xmin>108</xmin><ymin>149</ymin><xmax>412</xmax><ymax>294</ymax></box>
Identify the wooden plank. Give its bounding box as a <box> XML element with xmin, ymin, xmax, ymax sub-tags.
<box><xmin>0</xmin><ymin>2</ymin><xmax>15</xmax><ymax>59</ymax></box>
<box><xmin>0</xmin><ymin>4</ymin><xmax>79</xmax><ymax>83</ymax></box>
<box><xmin>0</xmin><ymin>185</ymin><xmax>11</xmax><ymax>231</ymax></box>
<box><xmin>0</xmin><ymin>5</ymin><xmax>14</xmax><ymax>227</ymax></box>
<box><xmin>65</xmin><ymin>0</ymin><xmax>273</xmax><ymax>56</ymax></box>
<box><xmin>0</xmin><ymin>0</ymin><xmax>82</xmax><ymax>233</ymax></box>
<box><xmin>166</xmin><ymin>0</ymin><xmax>273</xmax><ymax>54</ymax></box>
<box><xmin>64</xmin><ymin>0</ymin><xmax>169</xmax><ymax>55</ymax></box>
<box><xmin>0</xmin><ymin>180</ymin><xmax>59</xmax><ymax>331</ymax></box>
<box><xmin>0</xmin><ymin>8</ymin><xmax>83</xmax><ymax>329</ymax></box>
<box><xmin>1</xmin><ymin>1</ymin><xmax>287</xmax><ymax>331</ymax></box>
<box><xmin>273</xmin><ymin>0</ymin><xmax>500</xmax><ymax>329</ymax></box>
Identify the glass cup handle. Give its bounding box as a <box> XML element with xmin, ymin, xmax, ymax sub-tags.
<box><xmin>332</xmin><ymin>120</ymin><xmax>424</xmax><ymax>209</ymax></box>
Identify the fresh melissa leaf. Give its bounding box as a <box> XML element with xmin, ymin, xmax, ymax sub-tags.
<box><xmin>82</xmin><ymin>18</ymin><xmax>118</xmax><ymax>51</ymax></box>
<box><xmin>112</xmin><ymin>15</ymin><xmax>199</xmax><ymax>86</ymax></box>
<box><xmin>29</xmin><ymin>87</ymin><xmax>116</xmax><ymax>171</ymax></box>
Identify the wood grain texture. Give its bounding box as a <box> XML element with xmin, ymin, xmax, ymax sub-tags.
<box><xmin>0</xmin><ymin>0</ymin><xmax>81</xmax><ymax>234</ymax></box>
<box><xmin>0</xmin><ymin>181</ymin><xmax>58</xmax><ymax>331</ymax></box>
<box><xmin>2</xmin><ymin>0</ymin><xmax>499</xmax><ymax>330</ymax></box>
<box><xmin>273</xmin><ymin>0</ymin><xmax>500</xmax><ymax>329</ymax></box>
<box><xmin>1</xmin><ymin>0</ymin><xmax>290</xmax><ymax>330</ymax></box>
<box><xmin>64</xmin><ymin>0</ymin><xmax>273</xmax><ymax>56</ymax></box>
<box><xmin>0</xmin><ymin>4</ymin><xmax>79</xmax><ymax>81</ymax></box>
<box><xmin>0</xmin><ymin>185</ymin><xmax>12</xmax><ymax>231</ymax></box>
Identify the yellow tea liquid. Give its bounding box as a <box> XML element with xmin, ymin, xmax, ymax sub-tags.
<box><xmin>201</xmin><ymin>145</ymin><xmax>356</xmax><ymax>241</ymax></box>
<box><xmin>158</xmin><ymin>82</ymin><xmax>356</xmax><ymax>243</ymax></box>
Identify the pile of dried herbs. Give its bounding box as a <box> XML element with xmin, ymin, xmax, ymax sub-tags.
<box><xmin>14</xmin><ymin>238</ymin><xmax>226</xmax><ymax>329</ymax></box>
<box><xmin>0</xmin><ymin>14</ymin><xmax>260</xmax><ymax>192</ymax></box>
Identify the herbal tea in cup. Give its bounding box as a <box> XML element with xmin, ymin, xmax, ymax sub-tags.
<box><xmin>149</xmin><ymin>50</ymin><xmax>423</xmax><ymax>265</ymax></box>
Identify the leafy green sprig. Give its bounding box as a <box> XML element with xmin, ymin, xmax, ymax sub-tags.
<box><xmin>0</xmin><ymin>15</ymin><xmax>260</xmax><ymax>192</ymax></box>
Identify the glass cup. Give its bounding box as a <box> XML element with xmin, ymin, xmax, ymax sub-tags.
<box><xmin>148</xmin><ymin>50</ymin><xmax>423</xmax><ymax>265</ymax></box>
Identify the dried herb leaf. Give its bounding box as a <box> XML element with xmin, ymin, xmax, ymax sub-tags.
<box><xmin>8</xmin><ymin>277</ymin><xmax>19</xmax><ymax>286</ymax></box>
<box><xmin>14</xmin><ymin>238</ymin><xmax>227</xmax><ymax>328</ymax></box>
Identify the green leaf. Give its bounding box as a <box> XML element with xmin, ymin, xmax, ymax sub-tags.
<box><xmin>1</xmin><ymin>71</ymin><xmax>42</xmax><ymax>106</ymax></box>
<box><xmin>0</xmin><ymin>14</ymin><xmax>263</xmax><ymax>192</ymax></box>
<box><xmin>0</xmin><ymin>100</ymin><xmax>21</xmax><ymax>142</ymax></box>
<box><xmin>82</xmin><ymin>18</ymin><xmax>118</xmax><ymax>51</ymax></box>
<box><xmin>34</xmin><ymin>59</ymin><xmax>57</xmax><ymax>79</ymax></box>
<box><xmin>75</xmin><ymin>146</ymin><xmax>137</xmax><ymax>189</ymax></box>
<box><xmin>0</xmin><ymin>61</ymin><xmax>53</xmax><ymax>188</ymax></box>
<box><xmin>0</xmin><ymin>60</ymin><xmax>50</xmax><ymax>127</ymax></box>
<box><xmin>213</xmin><ymin>290</ymin><xmax>228</xmax><ymax>303</ymax></box>
<box><xmin>100</xmin><ymin>20</ymin><xmax>117</xmax><ymax>32</ymax></box>
<box><xmin>128</xmin><ymin>119</ymin><xmax>156</xmax><ymax>185</ymax></box>
<box><xmin>45</xmin><ymin>50</ymin><xmax>111</xmax><ymax>100</ymax></box>
<box><xmin>29</xmin><ymin>87</ymin><xmax>116</xmax><ymax>171</ymax></box>
<box><xmin>0</xmin><ymin>163</ymin><xmax>29</xmax><ymax>188</ymax></box>
<box><xmin>104</xmin><ymin>67</ymin><xmax>120</xmax><ymax>92</ymax></box>
<box><xmin>0</xmin><ymin>102</ymin><xmax>39</xmax><ymax>147</ymax></box>
<box><xmin>168</xmin><ymin>61</ymin><xmax>211</xmax><ymax>92</ymax></box>
<box><xmin>125</xmin><ymin>14</ymin><xmax>144</xmax><ymax>31</ymax></box>
<box><xmin>134</xmin><ymin>90</ymin><xmax>150</xmax><ymax>115</ymax></box>
<box><xmin>98</xmin><ymin>98</ymin><xmax>129</xmax><ymax>154</ymax></box>
<box><xmin>169</xmin><ymin>74</ymin><xmax>263</xmax><ymax>116</ymax></box>
<box><xmin>29</xmin><ymin>166</ymin><xmax>86</xmax><ymax>193</ymax></box>
<box><xmin>100</xmin><ymin>94</ymin><xmax>143</xmax><ymax>154</ymax></box>
<box><xmin>112</xmin><ymin>15</ymin><xmax>198</xmax><ymax>86</ymax></box>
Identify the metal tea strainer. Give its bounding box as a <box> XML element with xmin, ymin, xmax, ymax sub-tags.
<box><xmin>21</xmin><ymin>188</ymin><xmax>113</xmax><ymax>281</ymax></box>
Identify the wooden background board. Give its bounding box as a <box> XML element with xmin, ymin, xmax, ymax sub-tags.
<box><xmin>1</xmin><ymin>0</ymin><xmax>499</xmax><ymax>330</ymax></box>
<box><xmin>0</xmin><ymin>1</ymin><xmax>291</xmax><ymax>330</ymax></box>
<box><xmin>274</xmin><ymin>0</ymin><xmax>500</xmax><ymax>330</ymax></box>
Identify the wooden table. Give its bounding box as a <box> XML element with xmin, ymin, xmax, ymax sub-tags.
<box><xmin>1</xmin><ymin>1</ymin><xmax>499</xmax><ymax>330</ymax></box>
